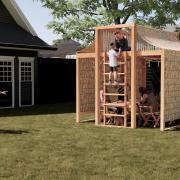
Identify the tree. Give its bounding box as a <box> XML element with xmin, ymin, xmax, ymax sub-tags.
<box><xmin>35</xmin><ymin>0</ymin><xmax>180</xmax><ymax>45</ymax></box>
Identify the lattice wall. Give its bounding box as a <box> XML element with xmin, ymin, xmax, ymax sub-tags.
<box><xmin>79</xmin><ymin>58</ymin><xmax>95</xmax><ymax>112</ymax></box>
<box><xmin>164</xmin><ymin>50</ymin><xmax>180</xmax><ymax>122</ymax></box>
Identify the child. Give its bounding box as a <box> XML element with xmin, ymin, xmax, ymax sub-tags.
<box><xmin>107</xmin><ymin>42</ymin><xmax>120</xmax><ymax>85</ymax></box>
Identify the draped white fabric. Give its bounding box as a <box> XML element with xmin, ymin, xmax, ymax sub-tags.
<box><xmin>137</xmin><ymin>25</ymin><xmax>180</xmax><ymax>51</ymax></box>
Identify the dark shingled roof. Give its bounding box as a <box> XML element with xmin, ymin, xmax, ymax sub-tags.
<box><xmin>0</xmin><ymin>22</ymin><xmax>56</xmax><ymax>50</ymax></box>
<box><xmin>39</xmin><ymin>39</ymin><xmax>81</xmax><ymax>58</ymax></box>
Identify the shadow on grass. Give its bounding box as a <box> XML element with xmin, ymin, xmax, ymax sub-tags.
<box><xmin>0</xmin><ymin>102</ymin><xmax>75</xmax><ymax>117</ymax></box>
<box><xmin>0</xmin><ymin>129</ymin><xmax>29</xmax><ymax>134</ymax></box>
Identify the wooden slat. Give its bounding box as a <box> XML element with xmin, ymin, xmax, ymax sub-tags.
<box><xmin>76</xmin><ymin>58</ymin><xmax>80</xmax><ymax>123</ymax></box>
<box><xmin>100</xmin><ymin>50</ymin><xmax>162</xmax><ymax>59</ymax></box>
<box><xmin>104</xmin><ymin>113</ymin><xmax>125</xmax><ymax>117</ymax></box>
<box><xmin>95</xmin><ymin>29</ymin><xmax>101</xmax><ymax>125</ymax></box>
<box><xmin>104</xmin><ymin>62</ymin><xmax>125</xmax><ymax>65</ymax></box>
<box><xmin>123</xmin><ymin>52</ymin><xmax>128</xmax><ymax>127</ymax></box>
<box><xmin>99</xmin><ymin>124</ymin><xmax>125</xmax><ymax>128</ymax></box>
<box><xmin>76</xmin><ymin>53</ymin><xmax>95</xmax><ymax>58</ymax></box>
<box><xmin>103</xmin><ymin>52</ymin><xmax>108</xmax><ymax>125</ymax></box>
<box><xmin>137</xmin><ymin>50</ymin><xmax>163</xmax><ymax>57</ymax></box>
<box><xmin>96</xmin><ymin>23</ymin><xmax>134</xmax><ymax>30</ymax></box>
<box><xmin>131</xmin><ymin>23</ymin><xmax>137</xmax><ymax>128</ymax></box>
<box><xmin>104</xmin><ymin>103</ymin><xmax>125</xmax><ymax>107</ymax></box>
<box><xmin>160</xmin><ymin>50</ymin><xmax>165</xmax><ymax>131</ymax></box>
<box><xmin>104</xmin><ymin>93</ymin><xmax>125</xmax><ymax>96</ymax></box>
<box><xmin>104</xmin><ymin>73</ymin><xmax>125</xmax><ymax>75</ymax></box>
<box><xmin>104</xmin><ymin>83</ymin><xmax>125</xmax><ymax>86</ymax></box>
<box><xmin>164</xmin><ymin>125</ymin><xmax>180</xmax><ymax>131</ymax></box>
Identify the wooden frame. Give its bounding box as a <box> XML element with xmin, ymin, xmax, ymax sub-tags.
<box><xmin>76</xmin><ymin>57</ymin><xmax>80</xmax><ymax>123</ymax></box>
<box><xmin>76</xmin><ymin>23</ymin><xmax>180</xmax><ymax>131</ymax></box>
<box><xmin>160</xmin><ymin>50</ymin><xmax>165</xmax><ymax>131</ymax></box>
<box><xmin>131</xmin><ymin>23</ymin><xmax>137</xmax><ymax>128</ymax></box>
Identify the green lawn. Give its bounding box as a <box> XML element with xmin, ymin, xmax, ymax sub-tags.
<box><xmin>0</xmin><ymin>103</ymin><xmax>179</xmax><ymax>180</ymax></box>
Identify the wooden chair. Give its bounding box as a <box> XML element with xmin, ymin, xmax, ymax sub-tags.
<box><xmin>138</xmin><ymin>105</ymin><xmax>160</xmax><ymax>127</ymax></box>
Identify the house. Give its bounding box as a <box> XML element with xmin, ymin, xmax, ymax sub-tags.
<box><xmin>0</xmin><ymin>0</ymin><xmax>56</xmax><ymax>108</ymax></box>
<box><xmin>37</xmin><ymin>40</ymin><xmax>81</xmax><ymax>104</ymax></box>
<box><xmin>76</xmin><ymin>23</ymin><xmax>180</xmax><ymax>131</ymax></box>
<box><xmin>39</xmin><ymin>39</ymin><xmax>81</xmax><ymax>59</ymax></box>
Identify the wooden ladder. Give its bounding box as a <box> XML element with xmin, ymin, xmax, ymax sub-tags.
<box><xmin>103</xmin><ymin>53</ymin><xmax>128</xmax><ymax>127</ymax></box>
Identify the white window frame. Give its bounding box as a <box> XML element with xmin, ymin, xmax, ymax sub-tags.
<box><xmin>0</xmin><ymin>56</ymin><xmax>14</xmax><ymax>109</ymax></box>
<box><xmin>19</xmin><ymin>57</ymin><xmax>34</xmax><ymax>107</ymax></box>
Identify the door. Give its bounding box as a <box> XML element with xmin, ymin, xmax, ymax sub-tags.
<box><xmin>0</xmin><ymin>56</ymin><xmax>14</xmax><ymax>108</ymax></box>
<box><xmin>19</xmin><ymin>57</ymin><xmax>34</xmax><ymax>107</ymax></box>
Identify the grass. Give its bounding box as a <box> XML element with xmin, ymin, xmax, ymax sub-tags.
<box><xmin>0</xmin><ymin>103</ymin><xmax>179</xmax><ymax>180</ymax></box>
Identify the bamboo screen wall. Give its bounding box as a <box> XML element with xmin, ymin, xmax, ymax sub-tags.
<box><xmin>163</xmin><ymin>50</ymin><xmax>180</xmax><ymax>122</ymax></box>
<box><xmin>79</xmin><ymin>58</ymin><xmax>95</xmax><ymax>112</ymax></box>
<box><xmin>98</xmin><ymin>27</ymin><xmax>161</xmax><ymax>53</ymax></box>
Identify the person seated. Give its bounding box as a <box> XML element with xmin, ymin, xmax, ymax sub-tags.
<box><xmin>114</xmin><ymin>31</ymin><xmax>131</xmax><ymax>52</ymax></box>
<box><xmin>138</xmin><ymin>87</ymin><xmax>160</xmax><ymax>127</ymax></box>
<box><xmin>138</xmin><ymin>87</ymin><xmax>159</xmax><ymax>112</ymax></box>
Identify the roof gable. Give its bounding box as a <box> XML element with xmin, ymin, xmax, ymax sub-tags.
<box><xmin>1</xmin><ymin>0</ymin><xmax>37</xmax><ymax>36</ymax></box>
<box><xmin>0</xmin><ymin>0</ymin><xmax>17</xmax><ymax>24</ymax></box>
<box><xmin>0</xmin><ymin>0</ymin><xmax>56</xmax><ymax>50</ymax></box>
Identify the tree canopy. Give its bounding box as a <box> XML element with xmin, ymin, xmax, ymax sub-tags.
<box><xmin>35</xmin><ymin>0</ymin><xmax>180</xmax><ymax>45</ymax></box>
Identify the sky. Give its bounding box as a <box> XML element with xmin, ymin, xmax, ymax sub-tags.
<box><xmin>15</xmin><ymin>0</ymin><xmax>59</xmax><ymax>45</ymax></box>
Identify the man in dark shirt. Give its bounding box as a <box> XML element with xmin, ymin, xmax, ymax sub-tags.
<box><xmin>114</xmin><ymin>31</ymin><xmax>131</xmax><ymax>51</ymax></box>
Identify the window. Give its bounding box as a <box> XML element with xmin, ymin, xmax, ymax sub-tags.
<box><xmin>20</xmin><ymin>61</ymin><xmax>32</xmax><ymax>82</ymax></box>
<box><xmin>0</xmin><ymin>61</ymin><xmax>12</xmax><ymax>82</ymax></box>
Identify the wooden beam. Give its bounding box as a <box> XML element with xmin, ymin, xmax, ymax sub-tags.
<box><xmin>76</xmin><ymin>58</ymin><xmax>80</xmax><ymax>123</ymax></box>
<box><xmin>96</xmin><ymin>23</ymin><xmax>134</xmax><ymax>30</ymax></box>
<box><xmin>76</xmin><ymin>53</ymin><xmax>95</xmax><ymax>59</ymax></box>
<box><xmin>131</xmin><ymin>23</ymin><xmax>137</xmax><ymax>128</ymax></box>
<box><xmin>101</xmin><ymin>50</ymin><xmax>162</xmax><ymax>57</ymax></box>
<box><xmin>165</xmin><ymin>125</ymin><xmax>180</xmax><ymax>131</ymax></box>
<box><xmin>137</xmin><ymin>50</ymin><xmax>163</xmax><ymax>57</ymax></box>
<box><xmin>95</xmin><ymin>29</ymin><xmax>101</xmax><ymax>125</ymax></box>
<box><xmin>160</xmin><ymin>50</ymin><xmax>165</xmax><ymax>131</ymax></box>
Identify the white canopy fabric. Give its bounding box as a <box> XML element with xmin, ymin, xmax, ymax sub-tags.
<box><xmin>137</xmin><ymin>25</ymin><xmax>180</xmax><ymax>51</ymax></box>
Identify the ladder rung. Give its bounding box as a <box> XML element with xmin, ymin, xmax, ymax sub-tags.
<box><xmin>104</xmin><ymin>83</ymin><xmax>125</xmax><ymax>86</ymax></box>
<box><xmin>104</xmin><ymin>93</ymin><xmax>125</xmax><ymax>96</ymax></box>
<box><xmin>104</xmin><ymin>113</ymin><xmax>125</xmax><ymax>117</ymax></box>
<box><xmin>104</xmin><ymin>73</ymin><xmax>125</xmax><ymax>75</ymax></box>
<box><xmin>104</xmin><ymin>103</ymin><xmax>126</xmax><ymax>107</ymax></box>
<box><xmin>104</xmin><ymin>62</ymin><xmax>125</xmax><ymax>65</ymax></box>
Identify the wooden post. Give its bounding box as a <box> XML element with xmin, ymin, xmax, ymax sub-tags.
<box><xmin>95</xmin><ymin>29</ymin><xmax>101</xmax><ymax>125</ymax></box>
<box><xmin>160</xmin><ymin>50</ymin><xmax>165</xmax><ymax>131</ymax></box>
<box><xmin>103</xmin><ymin>52</ymin><xmax>107</xmax><ymax>125</ymax></box>
<box><xmin>76</xmin><ymin>57</ymin><xmax>80</xmax><ymax>123</ymax></box>
<box><xmin>131</xmin><ymin>23</ymin><xmax>137</xmax><ymax>128</ymax></box>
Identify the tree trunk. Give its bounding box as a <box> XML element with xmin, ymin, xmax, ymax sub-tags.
<box><xmin>114</xmin><ymin>17</ymin><xmax>121</xmax><ymax>24</ymax></box>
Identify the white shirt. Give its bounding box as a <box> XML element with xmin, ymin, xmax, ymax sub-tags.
<box><xmin>108</xmin><ymin>49</ymin><xmax>119</xmax><ymax>67</ymax></box>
